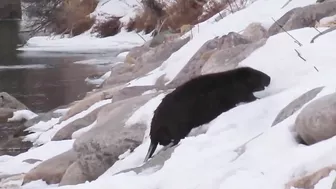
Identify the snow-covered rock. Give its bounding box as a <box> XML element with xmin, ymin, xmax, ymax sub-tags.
<box><xmin>295</xmin><ymin>92</ymin><xmax>336</xmax><ymax>145</ymax></box>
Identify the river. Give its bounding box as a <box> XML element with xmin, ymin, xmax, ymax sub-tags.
<box><xmin>0</xmin><ymin>50</ymin><xmax>121</xmax><ymax>113</ymax></box>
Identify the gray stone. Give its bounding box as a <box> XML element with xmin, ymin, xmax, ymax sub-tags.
<box><xmin>272</xmin><ymin>86</ymin><xmax>324</xmax><ymax>126</ymax></box>
<box><xmin>295</xmin><ymin>92</ymin><xmax>336</xmax><ymax>145</ymax></box>
<box><xmin>268</xmin><ymin>1</ymin><xmax>336</xmax><ymax>36</ymax></box>
<box><xmin>242</xmin><ymin>22</ymin><xmax>268</xmax><ymax>42</ymax></box>
<box><xmin>103</xmin><ymin>37</ymin><xmax>190</xmax><ymax>88</ymax></box>
<box><xmin>0</xmin><ymin>92</ymin><xmax>28</xmax><ymax>110</ymax></box>
<box><xmin>201</xmin><ymin>38</ymin><xmax>267</xmax><ymax>75</ymax></box>
<box><xmin>60</xmin><ymin>137</ymin><xmax>142</xmax><ymax>186</ymax></box>
<box><xmin>52</xmin><ymin>105</ymin><xmax>105</xmax><ymax>141</ymax></box>
<box><xmin>0</xmin><ymin>108</ymin><xmax>15</xmax><ymax>123</ymax></box>
<box><xmin>168</xmin><ymin>32</ymin><xmax>251</xmax><ymax>88</ymax></box>
<box><xmin>115</xmin><ymin>145</ymin><xmax>177</xmax><ymax>176</ymax></box>
<box><xmin>59</xmin><ymin>85</ymin><xmax>124</xmax><ymax>122</ymax></box>
<box><xmin>73</xmin><ymin>92</ymin><xmax>159</xmax><ymax>155</ymax></box>
<box><xmin>22</xmin><ymin>150</ymin><xmax>77</xmax><ymax>185</ymax></box>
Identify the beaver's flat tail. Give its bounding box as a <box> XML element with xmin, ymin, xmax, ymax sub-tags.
<box><xmin>144</xmin><ymin>141</ymin><xmax>158</xmax><ymax>162</ymax></box>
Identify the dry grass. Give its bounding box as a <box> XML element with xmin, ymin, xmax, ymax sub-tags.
<box><xmin>60</xmin><ymin>0</ymin><xmax>98</xmax><ymax>35</ymax></box>
<box><xmin>126</xmin><ymin>0</ymin><xmax>229</xmax><ymax>34</ymax></box>
<box><xmin>91</xmin><ymin>16</ymin><xmax>122</xmax><ymax>37</ymax></box>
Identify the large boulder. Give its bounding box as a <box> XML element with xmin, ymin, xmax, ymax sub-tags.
<box><xmin>52</xmin><ymin>105</ymin><xmax>105</xmax><ymax>141</ymax></box>
<box><xmin>59</xmin><ymin>85</ymin><xmax>124</xmax><ymax>122</ymax></box>
<box><xmin>167</xmin><ymin>32</ymin><xmax>253</xmax><ymax>88</ymax></box>
<box><xmin>268</xmin><ymin>1</ymin><xmax>336</xmax><ymax>36</ymax></box>
<box><xmin>22</xmin><ymin>149</ymin><xmax>77</xmax><ymax>185</ymax></box>
<box><xmin>272</xmin><ymin>86</ymin><xmax>324</xmax><ymax>126</ymax></box>
<box><xmin>201</xmin><ymin>38</ymin><xmax>267</xmax><ymax>75</ymax></box>
<box><xmin>103</xmin><ymin>37</ymin><xmax>190</xmax><ymax>88</ymax></box>
<box><xmin>242</xmin><ymin>22</ymin><xmax>268</xmax><ymax>42</ymax></box>
<box><xmin>60</xmin><ymin>130</ymin><xmax>143</xmax><ymax>186</ymax></box>
<box><xmin>295</xmin><ymin>92</ymin><xmax>336</xmax><ymax>145</ymax></box>
<box><xmin>114</xmin><ymin>145</ymin><xmax>178</xmax><ymax>176</ymax></box>
<box><xmin>0</xmin><ymin>92</ymin><xmax>28</xmax><ymax>110</ymax></box>
<box><xmin>73</xmin><ymin>92</ymin><xmax>159</xmax><ymax>155</ymax></box>
<box><xmin>59</xmin><ymin>93</ymin><xmax>160</xmax><ymax>185</ymax></box>
<box><xmin>0</xmin><ymin>108</ymin><xmax>15</xmax><ymax>123</ymax></box>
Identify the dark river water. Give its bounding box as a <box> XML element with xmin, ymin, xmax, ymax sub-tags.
<box><xmin>0</xmin><ymin>51</ymin><xmax>120</xmax><ymax>113</ymax></box>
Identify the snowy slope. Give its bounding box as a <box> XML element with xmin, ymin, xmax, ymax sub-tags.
<box><xmin>4</xmin><ymin>0</ymin><xmax>336</xmax><ymax>189</ymax></box>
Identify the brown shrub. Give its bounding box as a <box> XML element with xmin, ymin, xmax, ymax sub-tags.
<box><xmin>91</xmin><ymin>16</ymin><xmax>122</xmax><ymax>37</ymax></box>
<box><xmin>60</xmin><ymin>0</ymin><xmax>98</xmax><ymax>35</ymax></box>
<box><xmin>25</xmin><ymin>0</ymin><xmax>98</xmax><ymax>36</ymax></box>
<box><xmin>72</xmin><ymin>16</ymin><xmax>96</xmax><ymax>36</ymax></box>
<box><xmin>126</xmin><ymin>0</ymin><xmax>210</xmax><ymax>34</ymax></box>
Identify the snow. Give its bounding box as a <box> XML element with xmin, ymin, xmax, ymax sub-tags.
<box><xmin>127</xmin><ymin>0</ymin><xmax>317</xmax><ymax>87</ymax></box>
<box><xmin>116</xmin><ymin>51</ymin><xmax>129</xmax><ymax>59</ymax></box>
<box><xmin>25</xmin><ymin>99</ymin><xmax>112</xmax><ymax>145</ymax></box>
<box><xmin>314</xmin><ymin>170</ymin><xmax>336</xmax><ymax>189</ymax></box>
<box><xmin>0</xmin><ymin>140</ymin><xmax>74</xmax><ymax>175</ymax></box>
<box><xmin>53</xmin><ymin>108</ymin><xmax>70</xmax><ymax>115</ymax></box>
<box><xmin>85</xmin><ymin>71</ymin><xmax>112</xmax><ymax>86</ymax></box>
<box><xmin>91</xmin><ymin>0</ymin><xmax>141</xmax><ymax>24</ymax></box>
<box><xmin>18</xmin><ymin>30</ymin><xmax>151</xmax><ymax>53</ymax></box>
<box><xmin>7</xmin><ymin>110</ymin><xmax>38</xmax><ymax>122</ymax></box>
<box><xmin>72</xmin><ymin>120</ymin><xmax>97</xmax><ymax>139</ymax></box>
<box><xmin>125</xmin><ymin>93</ymin><xmax>166</xmax><ymax>142</ymax></box>
<box><xmin>4</xmin><ymin>0</ymin><xmax>336</xmax><ymax>189</ymax></box>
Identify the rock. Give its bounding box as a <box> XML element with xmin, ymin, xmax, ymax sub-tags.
<box><xmin>60</xmin><ymin>93</ymin><xmax>161</xmax><ymax>185</ymax></box>
<box><xmin>0</xmin><ymin>108</ymin><xmax>15</xmax><ymax>123</ymax></box>
<box><xmin>295</xmin><ymin>92</ymin><xmax>336</xmax><ymax>145</ymax></box>
<box><xmin>268</xmin><ymin>1</ymin><xmax>336</xmax><ymax>36</ymax></box>
<box><xmin>0</xmin><ymin>92</ymin><xmax>28</xmax><ymax>110</ymax></box>
<box><xmin>124</xmin><ymin>46</ymin><xmax>151</xmax><ymax>65</ymax></box>
<box><xmin>103</xmin><ymin>37</ymin><xmax>190</xmax><ymax>88</ymax></box>
<box><xmin>272</xmin><ymin>86</ymin><xmax>324</xmax><ymax>126</ymax></box>
<box><xmin>22</xmin><ymin>159</ymin><xmax>42</xmax><ymax>164</ymax></box>
<box><xmin>168</xmin><ymin>32</ymin><xmax>251</xmax><ymax>88</ymax></box>
<box><xmin>0</xmin><ymin>173</ymin><xmax>25</xmax><ymax>189</ymax></box>
<box><xmin>22</xmin><ymin>149</ymin><xmax>77</xmax><ymax>185</ymax></box>
<box><xmin>52</xmin><ymin>105</ymin><xmax>105</xmax><ymax>141</ymax></box>
<box><xmin>242</xmin><ymin>22</ymin><xmax>268</xmax><ymax>42</ymax></box>
<box><xmin>60</xmin><ymin>138</ymin><xmax>142</xmax><ymax>186</ymax></box>
<box><xmin>73</xmin><ymin>92</ymin><xmax>159</xmax><ymax>155</ymax></box>
<box><xmin>201</xmin><ymin>38</ymin><xmax>267</xmax><ymax>75</ymax></box>
<box><xmin>285</xmin><ymin>165</ymin><xmax>336</xmax><ymax>189</ymax></box>
<box><xmin>114</xmin><ymin>145</ymin><xmax>177</xmax><ymax>176</ymax></box>
<box><xmin>24</xmin><ymin>111</ymin><xmax>63</xmax><ymax>128</ymax></box>
<box><xmin>315</xmin><ymin>14</ymin><xmax>336</xmax><ymax>27</ymax></box>
<box><xmin>59</xmin><ymin>85</ymin><xmax>124</xmax><ymax>122</ymax></box>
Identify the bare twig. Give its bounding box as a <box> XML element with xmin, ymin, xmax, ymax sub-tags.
<box><xmin>294</xmin><ymin>49</ymin><xmax>319</xmax><ymax>72</ymax></box>
<box><xmin>310</xmin><ymin>25</ymin><xmax>336</xmax><ymax>43</ymax></box>
<box><xmin>294</xmin><ymin>49</ymin><xmax>306</xmax><ymax>61</ymax></box>
<box><xmin>271</xmin><ymin>17</ymin><xmax>302</xmax><ymax>46</ymax></box>
<box><xmin>227</xmin><ymin>0</ymin><xmax>234</xmax><ymax>13</ymax></box>
<box><xmin>281</xmin><ymin>0</ymin><xmax>293</xmax><ymax>9</ymax></box>
<box><xmin>312</xmin><ymin>26</ymin><xmax>322</xmax><ymax>34</ymax></box>
<box><xmin>136</xmin><ymin>32</ymin><xmax>147</xmax><ymax>42</ymax></box>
